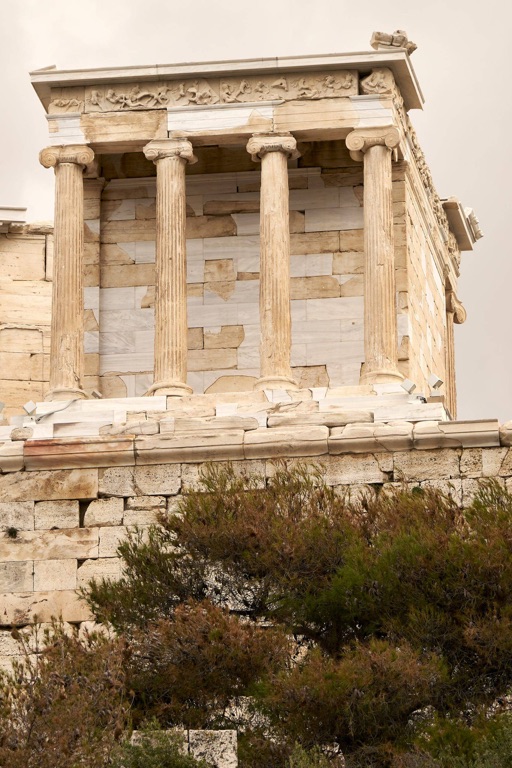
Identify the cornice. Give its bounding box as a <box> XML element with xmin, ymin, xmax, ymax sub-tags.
<box><xmin>30</xmin><ymin>49</ymin><xmax>423</xmax><ymax>113</ymax></box>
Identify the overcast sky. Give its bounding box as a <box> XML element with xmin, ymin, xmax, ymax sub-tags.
<box><xmin>1</xmin><ymin>0</ymin><xmax>510</xmax><ymax>422</ymax></box>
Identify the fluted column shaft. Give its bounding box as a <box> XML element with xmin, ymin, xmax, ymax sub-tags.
<box><xmin>143</xmin><ymin>139</ymin><xmax>197</xmax><ymax>396</ymax></box>
<box><xmin>247</xmin><ymin>134</ymin><xmax>300</xmax><ymax>391</ymax></box>
<box><xmin>40</xmin><ymin>144</ymin><xmax>94</xmax><ymax>401</ymax></box>
<box><xmin>346</xmin><ymin>127</ymin><xmax>402</xmax><ymax>384</ymax></box>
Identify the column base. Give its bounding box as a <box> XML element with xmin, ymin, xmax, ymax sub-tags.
<box><xmin>146</xmin><ymin>380</ymin><xmax>193</xmax><ymax>397</ymax></box>
<box><xmin>359</xmin><ymin>367</ymin><xmax>404</xmax><ymax>385</ymax></box>
<box><xmin>254</xmin><ymin>375</ymin><xmax>299</xmax><ymax>392</ymax></box>
<box><xmin>44</xmin><ymin>387</ymin><xmax>88</xmax><ymax>402</ymax></box>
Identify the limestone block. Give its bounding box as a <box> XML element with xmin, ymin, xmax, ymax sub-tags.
<box><xmin>0</xmin><ymin>528</ymin><xmax>98</xmax><ymax>562</ymax></box>
<box><xmin>329</xmin><ymin>422</ymin><xmax>414</xmax><ymax>454</ymax></box>
<box><xmin>0</xmin><ymin>561</ymin><xmax>33</xmax><ymax>592</ymax></box>
<box><xmin>35</xmin><ymin>499</ymin><xmax>79</xmax><ymax>529</ymax></box>
<box><xmin>204</xmin><ymin>375</ymin><xmax>258</xmax><ymax>394</ymax></box>
<box><xmin>268</xmin><ymin>411</ymin><xmax>372</xmax><ymax>429</ymax></box>
<box><xmin>33</xmin><ymin>559</ymin><xmax>77</xmax><ymax>591</ymax></box>
<box><xmin>204</xmin><ymin>200</ymin><xmax>260</xmax><ymax>214</ymax></box>
<box><xmin>0</xmin><ymin>630</ymin><xmax>26</xmax><ymax>656</ymax></box>
<box><xmin>0</xmin><ymin>234</ymin><xmax>46</xmax><ymax>280</ymax></box>
<box><xmin>333</xmin><ymin>251</ymin><xmax>364</xmax><ymax>274</ymax></box>
<box><xmin>339</xmin><ymin>229</ymin><xmax>364</xmax><ymax>251</ymax></box>
<box><xmin>500</xmin><ymin>421</ymin><xmax>512</xmax><ymax>447</ymax></box>
<box><xmin>0</xmin><ymin>501</ymin><xmax>34</xmax><ymax>531</ymax></box>
<box><xmin>188</xmin><ymin>328</ymin><xmax>204</xmax><ymax>350</ymax></box>
<box><xmin>101</xmin><ymin>263</ymin><xmax>155</xmax><ymax>288</ymax></box>
<box><xmin>320</xmin><ymin>454</ymin><xmax>388</xmax><ymax>486</ymax></box>
<box><xmin>244</xmin><ymin>426</ymin><xmax>328</xmax><ymax>460</ymax></box>
<box><xmin>83</xmin><ymin>497</ymin><xmax>124</xmax><ymax>527</ymax></box>
<box><xmin>99</xmin><ymin>526</ymin><xmax>132</xmax><ymax>557</ymax></box>
<box><xmin>394</xmin><ymin>449</ymin><xmax>460</xmax><ymax>482</ymax></box>
<box><xmin>99</xmin><ymin>464</ymin><xmax>181</xmax><ymax>496</ymax></box>
<box><xmin>126</xmin><ymin>495</ymin><xmax>166</xmax><ymax>510</ymax></box>
<box><xmin>172</xmin><ymin>416</ymin><xmax>259</xmax><ymax>433</ymax></box>
<box><xmin>482</xmin><ymin>447</ymin><xmax>508</xmax><ymax>477</ymax></box>
<box><xmin>186</xmin><ymin>216</ymin><xmax>236</xmax><ymax>239</ymax></box>
<box><xmin>188</xmin><ymin>349</ymin><xmax>237</xmax><ymax>372</ymax></box>
<box><xmin>290</xmin><ymin>276</ymin><xmax>341</xmax><ymax>300</ymax></box>
<box><xmin>420</xmin><ymin>479</ymin><xmax>463</xmax><ymax>506</ymax></box>
<box><xmin>0</xmin><ymin>589</ymin><xmax>91</xmax><ymax>624</ymax></box>
<box><xmin>204</xmin><ymin>326</ymin><xmax>244</xmax><ymax>349</ymax></box>
<box><xmin>290</xmin><ymin>231</ymin><xmax>338</xmax><ymax>255</ymax></box>
<box><xmin>76</xmin><ymin>557</ymin><xmax>123</xmax><ymax>588</ymax></box>
<box><xmin>0</xmin><ymin>327</ymin><xmax>44</xmax><ymax>354</ymax></box>
<box><xmin>24</xmin><ymin>436</ymin><xmax>135</xmax><ymax>470</ymax></box>
<box><xmin>293</xmin><ymin>365</ymin><xmax>329</xmax><ymax>388</ymax></box>
<box><xmin>123</xmin><ymin>506</ymin><xmax>162</xmax><ymax>525</ymax></box>
<box><xmin>462</xmin><ymin>477</ymin><xmax>504</xmax><ymax>506</ymax></box>
<box><xmin>0</xmin><ymin>468</ymin><xmax>98</xmax><ymax>502</ymax></box>
<box><xmin>497</xmin><ymin>449</ymin><xmax>512</xmax><ymax>477</ymax></box>
<box><xmin>204</xmin><ymin>259</ymin><xmax>236</xmax><ymax>283</ymax></box>
<box><xmin>189</xmin><ymin>730</ymin><xmax>237</xmax><ymax>768</ymax></box>
<box><xmin>459</xmin><ymin>448</ymin><xmax>482</xmax><ymax>478</ymax></box>
<box><xmin>0</xmin><ymin>440</ymin><xmax>24</xmax><ymax>472</ymax></box>
<box><xmin>102</xmin><ymin>420</ymin><xmax>159</xmax><ymax>437</ymax></box>
<box><xmin>135</xmin><ymin>431</ymin><xmax>245</xmax><ymax>464</ymax></box>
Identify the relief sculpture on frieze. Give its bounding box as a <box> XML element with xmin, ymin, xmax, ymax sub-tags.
<box><xmin>48</xmin><ymin>70</ymin><xmax>359</xmax><ymax>113</ymax></box>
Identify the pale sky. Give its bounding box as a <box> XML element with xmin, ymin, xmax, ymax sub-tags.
<box><xmin>1</xmin><ymin>0</ymin><xmax>511</xmax><ymax>422</ymax></box>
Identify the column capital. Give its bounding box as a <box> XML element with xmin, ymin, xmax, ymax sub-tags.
<box><xmin>345</xmin><ymin>126</ymin><xmax>400</xmax><ymax>162</ymax></box>
<box><xmin>246</xmin><ymin>133</ymin><xmax>300</xmax><ymax>162</ymax></box>
<box><xmin>143</xmin><ymin>138</ymin><xmax>197</xmax><ymax>165</ymax></box>
<box><xmin>39</xmin><ymin>144</ymin><xmax>94</xmax><ymax>169</ymax></box>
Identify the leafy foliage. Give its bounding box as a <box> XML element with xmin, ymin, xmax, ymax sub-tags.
<box><xmin>6</xmin><ymin>464</ymin><xmax>512</xmax><ymax>767</ymax></box>
<box><xmin>111</xmin><ymin>725</ymin><xmax>209</xmax><ymax>768</ymax></box>
<box><xmin>0</xmin><ymin>623</ymin><xmax>128</xmax><ymax>768</ymax></box>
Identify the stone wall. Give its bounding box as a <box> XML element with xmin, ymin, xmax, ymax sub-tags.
<box><xmin>0</xmin><ymin>224</ymin><xmax>52</xmax><ymax>418</ymax></box>
<box><xmin>1</xmin><ymin>411</ymin><xmax>510</xmax><ymax>668</ymax></box>
<box><xmin>403</xmin><ymin>160</ymin><xmax>448</xmax><ymax>395</ymax></box>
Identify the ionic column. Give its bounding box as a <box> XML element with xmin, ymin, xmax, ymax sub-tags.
<box><xmin>143</xmin><ymin>139</ymin><xmax>197</xmax><ymax>396</ymax></box>
<box><xmin>40</xmin><ymin>144</ymin><xmax>94</xmax><ymax>401</ymax></box>
<box><xmin>346</xmin><ymin>126</ymin><xmax>402</xmax><ymax>384</ymax></box>
<box><xmin>246</xmin><ymin>134</ymin><xmax>300</xmax><ymax>391</ymax></box>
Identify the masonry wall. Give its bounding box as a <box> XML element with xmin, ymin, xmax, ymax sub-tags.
<box><xmin>403</xmin><ymin>161</ymin><xmax>449</xmax><ymax>394</ymax></box>
<box><xmin>91</xmin><ymin>142</ymin><xmax>418</xmax><ymax>397</ymax></box>
<box><xmin>1</xmin><ymin>430</ymin><xmax>511</xmax><ymax>668</ymax></box>
<box><xmin>0</xmin><ymin>226</ymin><xmax>52</xmax><ymax>419</ymax></box>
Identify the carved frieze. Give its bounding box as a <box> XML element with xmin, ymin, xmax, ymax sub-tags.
<box><xmin>47</xmin><ymin>71</ymin><xmax>359</xmax><ymax>114</ymax></box>
<box><xmin>360</xmin><ymin>68</ymin><xmax>396</xmax><ymax>96</ymax></box>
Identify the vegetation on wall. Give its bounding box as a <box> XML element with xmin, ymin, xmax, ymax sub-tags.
<box><xmin>3</xmin><ymin>464</ymin><xmax>512</xmax><ymax>767</ymax></box>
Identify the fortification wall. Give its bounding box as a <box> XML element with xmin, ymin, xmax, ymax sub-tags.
<box><xmin>1</xmin><ymin>413</ymin><xmax>511</xmax><ymax>668</ymax></box>
<box><xmin>0</xmin><ymin>225</ymin><xmax>52</xmax><ymax>419</ymax></box>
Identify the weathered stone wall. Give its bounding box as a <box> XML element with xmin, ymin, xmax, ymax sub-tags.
<box><xmin>0</xmin><ymin>225</ymin><xmax>52</xmax><ymax>418</ymax></box>
<box><xmin>403</xmin><ymin>160</ymin><xmax>449</xmax><ymax>395</ymax></box>
<box><xmin>1</xmin><ymin>415</ymin><xmax>511</xmax><ymax>668</ymax></box>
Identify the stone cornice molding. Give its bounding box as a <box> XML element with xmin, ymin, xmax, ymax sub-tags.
<box><xmin>143</xmin><ymin>138</ymin><xmax>197</xmax><ymax>165</ymax></box>
<box><xmin>446</xmin><ymin>289</ymin><xmax>467</xmax><ymax>324</ymax></box>
<box><xmin>39</xmin><ymin>144</ymin><xmax>94</xmax><ymax>169</ymax></box>
<box><xmin>246</xmin><ymin>133</ymin><xmax>300</xmax><ymax>162</ymax></box>
<box><xmin>345</xmin><ymin>126</ymin><xmax>400</xmax><ymax>162</ymax></box>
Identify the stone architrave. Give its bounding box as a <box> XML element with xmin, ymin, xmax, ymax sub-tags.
<box><xmin>345</xmin><ymin>126</ymin><xmax>402</xmax><ymax>384</ymax></box>
<box><xmin>246</xmin><ymin>133</ymin><xmax>300</xmax><ymax>391</ymax></box>
<box><xmin>40</xmin><ymin>144</ymin><xmax>94</xmax><ymax>401</ymax></box>
<box><xmin>143</xmin><ymin>139</ymin><xmax>197</xmax><ymax>396</ymax></box>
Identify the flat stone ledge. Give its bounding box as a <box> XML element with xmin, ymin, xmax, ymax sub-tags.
<box><xmin>0</xmin><ymin>419</ymin><xmax>507</xmax><ymax>470</ymax></box>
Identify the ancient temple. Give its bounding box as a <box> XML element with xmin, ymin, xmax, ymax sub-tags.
<box><xmin>3</xmin><ymin>34</ymin><xmax>507</xmax><ymax>664</ymax></box>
